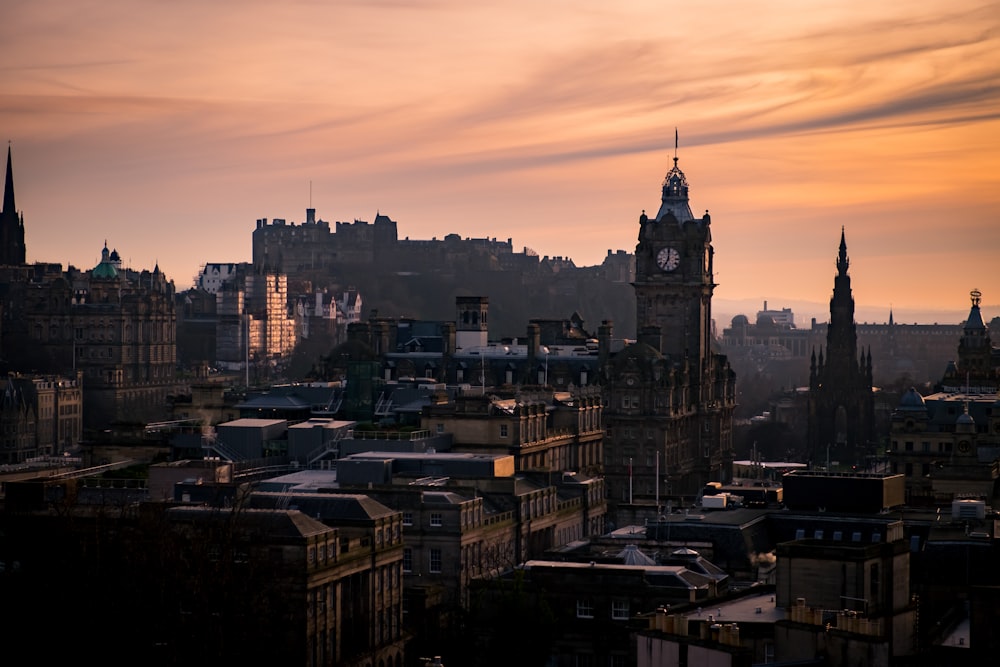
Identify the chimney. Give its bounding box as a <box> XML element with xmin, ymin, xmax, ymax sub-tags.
<box><xmin>598</xmin><ymin>320</ymin><xmax>614</xmax><ymax>367</ymax></box>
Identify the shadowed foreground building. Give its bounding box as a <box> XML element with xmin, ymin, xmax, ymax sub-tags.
<box><xmin>0</xmin><ymin>485</ymin><xmax>406</xmax><ymax>667</ymax></box>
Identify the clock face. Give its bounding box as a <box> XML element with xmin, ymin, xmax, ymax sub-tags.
<box><xmin>656</xmin><ymin>246</ymin><xmax>680</xmax><ymax>272</ymax></box>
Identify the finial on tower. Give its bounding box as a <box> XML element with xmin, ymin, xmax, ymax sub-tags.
<box><xmin>837</xmin><ymin>227</ymin><xmax>849</xmax><ymax>275</ymax></box>
<box><xmin>971</xmin><ymin>288</ymin><xmax>982</xmax><ymax>308</ymax></box>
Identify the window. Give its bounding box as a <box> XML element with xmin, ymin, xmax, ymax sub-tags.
<box><xmin>576</xmin><ymin>599</ymin><xmax>594</xmax><ymax>619</ymax></box>
<box><xmin>402</xmin><ymin>548</ymin><xmax>412</xmax><ymax>573</ymax></box>
<box><xmin>500</xmin><ymin>424</ymin><xmax>508</xmax><ymax>438</ymax></box>
<box><xmin>436</xmin><ymin>423</ymin><xmax>444</xmax><ymax>434</ymax></box>
<box><xmin>430</xmin><ymin>512</ymin><xmax>442</xmax><ymax>527</ymax></box>
<box><xmin>429</xmin><ymin>548</ymin><xmax>442</xmax><ymax>573</ymax></box>
<box><xmin>611</xmin><ymin>600</ymin><xmax>630</xmax><ymax>620</ymax></box>
<box><xmin>402</xmin><ymin>512</ymin><xmax>413</xmax><ymax>526</ymax></box>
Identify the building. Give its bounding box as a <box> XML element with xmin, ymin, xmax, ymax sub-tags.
<box><xmin>0</xmin><ymin>147</ymin><xmax>179</xmax><ymax>431</ymax></box>
<box><xmin>887</xmin><ymin>290</ymin><xmax>1000</xmax><ymax>504</ymax></box>
<box><xmin>420</xmin><ymin>387</ymin><xmax>603</xmax><ymax>475</ymax></box>
<box><xmin>249</xmin><ymin>208</ymin><xmax>638</xmax><ymax>340</ymax></box>
<box><xmin>807</xmin><ymin>229</ymin><xmax>876</xmax><ymax>468</ymax></box>
<box><xmin>602</xmin><ymin>149</ymin><xmax>736</xmax><ymax>506</ymax></box>
<box><xmin>720</xmin><ymin>305</ymin><xmax>972</xmax><ymax>393</ymax></box>
<box><xmin>248</xmin><ymin>451</ymin><xmax>606</xmax><ymax>665</ymax></box>
<box><xmin>197</xmin><ymin>261</ymin><xmax>297</xmax><ymax>377</ymax></box>
<box><xmin>0</xmin><ymin>146</ymin><xmax>25</xmax><ymax>266</ymax></box>
<box><xmin>0</xmin><ymin>372</ymin><xmax>83</xmax><ymax>463</ymax></box>
<box><xmin>0</xmin><ymin>245</ymin><xmax>177</xmax><ymax>430</ymax></box>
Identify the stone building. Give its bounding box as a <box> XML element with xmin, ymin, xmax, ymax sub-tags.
<box><xmin>807</xmin><ymin>229</ymin><xmax>876</xmax><ymax>468</ymax></box>
<box><xmin>887</xmin><ymin>290</ymin><xmax>1000</xmax><ymax>504</ymax></box>
<box><xmin>192</xmin><ymin>262</ymin><xmax>296</xmax><ymax>381</ymax></box>
<box><xmin>242</xmin><ymin>493</ymin><xmax>407</xmax><ymax>666</ymax></box>
<box><xmin>602</xmin><ymin>151</ymin><xmax>736</xmax><ymax>505</ymax></box>
<box><xmin>420</xmin><ymin>387</ymin><xmax>604</xmax><ymax>475</ymax></box>
<box><xmin>0</xmin><ymin>372</ymin><xmax>83</xmax><ymax>463</ymax></box>
<box><xmin>0</xmin><ymin>149</ymin><xmax>177</xmax><ymax>430</ymax></box>
<box><xmin>0</xmin><ymin>244</ymin><xmax>177</xmax><ymax>429</ymax></box>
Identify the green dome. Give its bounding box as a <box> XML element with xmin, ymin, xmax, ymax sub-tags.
<box><xmin>91</xmin><ymin>261</ymin><xmax>118</xmax><ymax>279</ymax></box>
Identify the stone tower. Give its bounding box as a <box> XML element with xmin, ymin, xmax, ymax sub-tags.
<box><xmin>0</xmin><ymin>146</ymin><xmax>27</xmax><ymax>266</ymax></box>
<box><xmin>602</xmin><ymin>142</ymin><xmax>735</xmax><ymax>508</ymax></box>
<box><xmin>808</xmin><ymin>228</ymin><xmax>876</xmax><ymax>467</ymax></box>
<box><xmin>632</xmin><ymin>153</ymin><xmax>715</xmax><ymax>367</ymax></box>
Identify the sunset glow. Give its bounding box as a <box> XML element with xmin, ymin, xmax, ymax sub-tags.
<box><xmin>3</xmin><ymin>0</ymin><xmax>998</xmax><ymax>324</ymax></box>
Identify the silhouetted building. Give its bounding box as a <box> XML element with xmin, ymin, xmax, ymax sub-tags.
<box><xmin>887</xmin><ymin>290</ymin><xmax>1000</xmax><ymax>504</ymax></box>
<box><xmin>0</xmin><ymin>146</ymin><xmax>26</xmax><ymax>267</ymax></box>
<box><xmin>807</xmin><ymin>229</ymin><xmax>875</xmax><ymax>467</ymax></box>
<box><xmin>603</xmin><ymin>150</ymin><xmax>736</xmax><ymax>505</ymax></box>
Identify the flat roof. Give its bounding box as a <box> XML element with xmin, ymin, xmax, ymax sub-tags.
<box><xmin>342</xmin><ymin>451</ymin><xmax>511</xmax><ymax>462</ymax></box>
<box><xmin>288</xmin><ymin>419</ymin><xmax>355</xmax><ymax>429</ymax></box>
<box><xmin>258</xmin><ymin>469</ymin><xmax>339</xmax><ymax>491</ymax></box>
<box><xmin>679</xmin><ymin>589</ymin><xmax>785</xmax><ymax>624</ymax></box>
<box><xmin>218</xmin><ymin>418</ymin><xmax>287</xmax><ymax>428</ymax></box>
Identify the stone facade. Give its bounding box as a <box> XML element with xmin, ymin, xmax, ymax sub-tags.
<box><xmin>602</xmin><ymin>154</ymin><xmax>736</xmax><ymax>504</ymax></box>
<box><xmin>807</xmin><ymin>230</ymin><xmax>876</xmax><ymax>467</ymax></box>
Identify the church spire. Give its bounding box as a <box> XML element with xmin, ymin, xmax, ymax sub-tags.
<box><xmin>3</xmin><ymin>145</ymin><xmax>14</xmax><ymax>217</ymax></box>
<box><xmin>0</xmin><ymin>143</ymin><xmax>26</xmax><ymax>266</ymax></box>
<box><xmin>837</xmin><ymin>226</ymin><xmax>849</xmax><ymax>275</ymax></box>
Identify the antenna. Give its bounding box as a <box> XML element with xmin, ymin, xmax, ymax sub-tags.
<box><xmin>674</xmin><ymin>127</ymin><xmax>678</xmax><ymax>160</ymax></box>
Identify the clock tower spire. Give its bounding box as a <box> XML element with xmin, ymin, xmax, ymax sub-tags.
<box><xmin>633</xmin><ymin>145</ymin><xmax>715</xmax><ymax>366</ymax></box>
<box><xmin>601</xmin><ymin>139</ymin><xmax>736</xmax><ymax>505</ymax></box>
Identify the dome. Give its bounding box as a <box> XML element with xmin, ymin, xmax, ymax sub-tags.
<box><xmin>898</xmin><ymin>387</ymin><xmax>926</xmax><ymax>411</ymax></box>
<box><xmin>91</xmin><ymin>261</ymin><xmax>118</xmax><ymax>280</ymax></box>
<box><xmin>731</xmin><ymin>314</ymin><xmax>749</xmax><ymax>327</ymax></box>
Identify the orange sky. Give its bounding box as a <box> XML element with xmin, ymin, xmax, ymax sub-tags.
<box><xmin>3</xmin><ymin>0</ymin><xmax>998</xmax><ymax>325</ymax></box>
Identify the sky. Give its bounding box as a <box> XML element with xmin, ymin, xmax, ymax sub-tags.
<box><xmin>2</xmin><ymin>0</ymin><xmax>999</xmax><ymax>326</ymax></box>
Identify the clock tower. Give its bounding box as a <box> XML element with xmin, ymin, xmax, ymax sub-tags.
<box><xmin>600</xmin><ymin>144</ymin><xmax>736</xmax><ymax>512</ymax></box>
<box><xmin>633</xmin><ymin>154</ymin><xmax>715</xmax><ymax>369</ymax></box>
